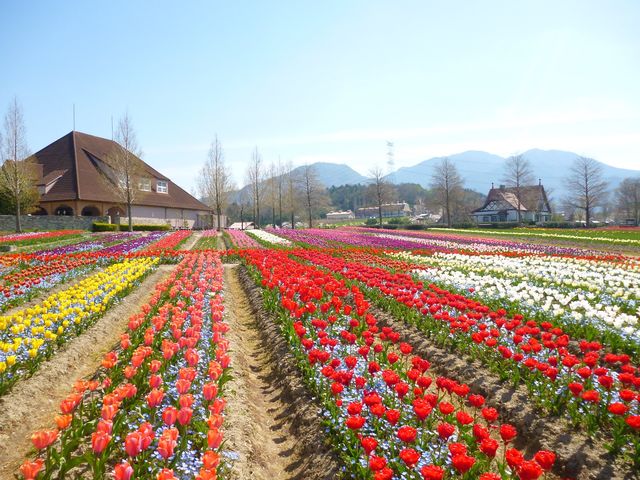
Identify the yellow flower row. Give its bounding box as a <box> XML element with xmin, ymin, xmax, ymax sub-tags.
<box><xmin>0</xmin><ymin>258</ymin><xmax>157</xmax><ymax>375</ymax></box>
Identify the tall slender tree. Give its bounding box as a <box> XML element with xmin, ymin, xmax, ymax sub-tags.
<box><xmin>615</xmin><ymin>177</ymin><xmax>640</xmax><ymax>224</ymax></box>
<box><xmin>246</xmin><ymin>147</ymin><xmax>264</xmax><ymax>228</ymax></box>
<box><xmin>198</xmin><ymin>135</ymin><xmax>233</xmax><ymax>231</ymax></box>
<box><xmin>300</xmin><ymin>164</ymin><xmax>330</xmax><ymax>228</ymax></box>
<box><xmin>0</xmin><ymin>98</ymin><xmax>38</xmax><ymax>232</ymax></box>
<box><xmin>105</xmin><ymin>113</ymin><xmax>144</xmax><ymax>232</ymax></box>
<box><xmin>430</xmin><ymin>157</ymin><xmax>463</xmax><ymax>227</ymax></box>
<box><xmin>565</xmin><ymin>156</ymin><xmax>608</xmax><ymax>228</ymax></box>
<box><xmin>368</xmin><ymin>165</ymin><xmax>395</xmax><ymax>227</ymax></box>
<box><xmin>284</xmin><ymin>160</ymin><xmax>298</xmax><ymax>228</ymax></box>
<box><xmin>502</xmin><ymin>154</ymin><xmax>534</xmax><ymax>223</ymax></box>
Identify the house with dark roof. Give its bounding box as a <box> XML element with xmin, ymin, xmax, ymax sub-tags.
<box><xmin>31</xmin><ymin>131</ymin><xmax>214</xmax><ymax>228</ymax></box>
<box><xmin>471</xmin><ymin>183</ymin><xmax>551</xmax><ymax>223</ymax></box>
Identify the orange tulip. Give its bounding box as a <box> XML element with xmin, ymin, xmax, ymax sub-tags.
<box><xmin>31</xmin><ymin>429</ymin><xmax>58</xmax><ymax>449</ymax></box>
<box><xmin>19</xmin><ymin>458</ymin><xmax>44</xmax><ymax>480</ymax></box>
<box><xmin>201</xmin><ymin>450</ymin><xmax>220</xmax><ymax>469</ymax></box>
<box><xmin>54</xmin><ymin>414</ymin><xmax>73</xmax><ymax>430</ymax></box>
<box><xmin>207</xmin><ymin>428</ymin><xmax>223</xmax><ymax>448</ymax></box>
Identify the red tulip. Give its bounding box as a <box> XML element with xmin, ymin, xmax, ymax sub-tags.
<box><xmin>451</xmin><ymin>453</ymin><xmax>475</xmax><ymax>473</ymax></box>
<box><xmin>177</xmin><ymin>407</ymin><xmax>193</xmax><ymax>426</ymax></box>
<box><xmin>125</xmin><ymin>431</ymin><xmax>143</xmax><ymax>457</ymax></box>
<box><xmin>420</xmin><ymin>465</ymin><xmax>444</xmax><ymax>480</ymax></box>
<box><xmin>396</xmin><ymin>425</ymin><xmax>417</xmax><ymax>443</ymax></box>
<box><xmin>399</xmin><ymin>448</ymin><xmax>420</xmax><ymax>467</ymax></box>
<box><xmin>114</xmin><ymin>461</ymin><xmax>134</xmax><ymax>480</ymax></box>
<box><xmin>92</xmin><ymin>430</ymin><xmax>111</xmax><ymax>453</ymax></box>
<box><xmin>147</xmin><ymin>388</ymin><xmax>165</xmax><ymax>408</ymax></box>
<box><xmin>163</xmin><ymin>406</ymin><xmax>178</xmax><ymax>426</ymax></box>
<box><xmin>534</xmin><ymin>450</ymin><xmax>555</xmax><ymax>471</ymax></box>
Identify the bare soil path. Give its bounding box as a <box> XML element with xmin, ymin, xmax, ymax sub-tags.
<box><xmin>0</xmin><ymin>264</ymin><xmax>175</xmax><ymax>477</ymax></box>
<box><xmin>222</xmin><ymin>264</ymin><xmax>338</xmax><ymax>480</ymax></box>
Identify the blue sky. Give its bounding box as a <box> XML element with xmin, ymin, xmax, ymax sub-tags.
<box><xmin>1</xmin><ymin>0</ymin><xmax>639</xmax><ymax>192</ymax></box>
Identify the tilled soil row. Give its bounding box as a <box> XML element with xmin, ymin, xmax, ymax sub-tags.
<box><xmin>225</xmin><ymin>264</ymin><xmax>341</xmax><ymax>480</ymax></box>
<box><xmin>369</xmin><ymin>304</ymin><xmax>637</xmax><ymax>480</ymax></box>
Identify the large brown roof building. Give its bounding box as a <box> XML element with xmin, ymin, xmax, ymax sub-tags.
<box><xmin>32</xmin><ymin>131</ymin><xmax>213</xmax><ymax>228</ymax></box>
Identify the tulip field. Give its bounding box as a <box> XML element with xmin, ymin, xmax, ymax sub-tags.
<box><xmin>0</xmin><ymin>227</ymin><xmax>639</xmax><ymax>480</ymax></box>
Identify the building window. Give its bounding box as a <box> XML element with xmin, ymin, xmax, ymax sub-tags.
<box><xmin>157</xmin><ymin>180</ymin><xmax>168</xmax><ymax>194</ymax></box>
<box><xmin>139</xmin><ymin>178</ymin><xmax>151</xmax><ymax>191</ymax></box>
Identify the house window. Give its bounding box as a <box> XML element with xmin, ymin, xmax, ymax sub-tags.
<box><xmin>482</xmin><ymin>215</ymin><xmax>490</xmax><ymax>222</ymax></box>
<box><xmin>138</xmin><ymin>178</ymin><xmax>151</xmax><ymax>191</ymax></box>
<box><xmin>157</xmin><ymin>180</ymin><xmax>168</xmax><ymax>194</ymax></box>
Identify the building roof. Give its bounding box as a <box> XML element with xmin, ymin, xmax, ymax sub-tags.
<box><xmin>32</xmin><ymin>131</ymin><xmax>210</xmax><ymax>211</ymax></box>
<box><xmin>472</xmin><ymin>185</ymin><xmax>551</xmax><ymax>214</ymax></box>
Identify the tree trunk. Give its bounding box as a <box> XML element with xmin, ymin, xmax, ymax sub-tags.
<box><xmin>15</xmin><ymin>197</ymin><xmax>22</xmax><ymax>233</ymax></box>
<box><xmin>217</xmin><ymin>209</ymin><xmax>222</xmax><ymax>232</ymax></box>
<box><xmin>127</xmin><ymin>202</ymin><xmax>133</xmax><ymax>232</ymax></box>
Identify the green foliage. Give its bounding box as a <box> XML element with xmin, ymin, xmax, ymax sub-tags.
<box><xmin>92</xmin><ymin>222</ymin><xmax>119</xmax><ymax>232</ymax></box>
<box><xmin>364</xmin><ymin>217</ymin><xmax>378</xmax><ymax>226</ymax></box>
<box><xmin>132</xmin><ymin>224</ymin><xmax>171</xmax><ymax>231</ymax></box>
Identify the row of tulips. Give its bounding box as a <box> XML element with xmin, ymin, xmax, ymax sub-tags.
<box><xmin>239</xmin><ymin>248</ymin><xmax>557</xmax><ymax>479</ymax></box>
<box><xmin>354</xmin><ymin>228</ymin><xmax>615</xmax><ymax>258</ymax></box>
<box><xmin>32</xmin><ymin>233</ymin><xmax>140</xmax><ymax>257</ymax></box>
<box><xmin>0</xmin><ymin>257</ymin><xmax>159</xmax><ymax>394</ymax></box>
<box><xmin>144</xmin><ymin>231</ymin><xmax>193</xmax><ymax>251</ymax></box>
<box><xmin>19</xmin><ymin>251</ymin><xmax>229</xmax><ymax>480</ymax></box>
<box><xmin>225</xmin><ymin>229</ymin><xmax>262</xmax><ymax>249</ymax></box>
<box><xmin>390</xmin><ymin>251</ymin><xmax>640</xmax><ymax>350</ymax></box>
<box><xmin>0</xmin><ymin>256</ymin><xmax>102</xmax><ymax>312</ymax></box>
<box><xmin>0</xmin><ymin>230</ymin><xmax>84</xmax><ymax>245</ymax></box>
<box><xmin>293</xmin><ymin>248</ymin><xmax>640</xmax><ymax>460</ymax></box>
<box><xmin>429</xmin><ymin>227</ymin><xmax>640</xmax><ymax>246</ymax></box>
<box><xmin>247</xmin><ymin>229</ymin><xmax>292</xmax><ymax>246</ymax></box>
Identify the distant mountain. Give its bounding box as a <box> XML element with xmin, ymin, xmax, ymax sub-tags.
<box><xmin>389</xmin><ymin>149</ymin><xmax>640</xmax><ymax>196</ymax></box>
<box><xmin>292</xmin><ymin>162</ymin><xmax>368</xmax><ymax>187</ymax></box>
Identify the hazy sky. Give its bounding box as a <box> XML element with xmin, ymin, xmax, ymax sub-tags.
<box><xmin>1</xmin><ymin>0</ymin><xmax>639</xmax><ymax>192</ymax></box>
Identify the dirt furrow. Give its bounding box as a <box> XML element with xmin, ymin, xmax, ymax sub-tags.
<box><xmin>222</xmin><ymin>264</ymin><xmax>339</xmax><ymax>480</ymax></box>
<box><xmin>0</xmin><ymin>264</ymin><xmax>175</xmax><ymax>477</ymax></box>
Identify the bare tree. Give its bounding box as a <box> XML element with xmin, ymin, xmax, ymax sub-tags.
<box><xmin>502</xmin><ymin>154</ymin><xmax>534</xmax><ymax>223</ymax></box>
<box><xmin>299</xmin><ymin>164</ymin><xmax>330</xmax><ymax>228</ymax></box>
<box><xmin>616</xmin><ymin>177</ymin><xmax>640</xmax><ymax>224</ymax></box>
<box><xmin>267</xmin><ymin>161</ymin><xmax>278</xmax><ymax>227</ymax></box>
<box><xmin>277</xmin><ymin>157</ymin><xmax>285</xmax><ymax>226</ymax></box>
<box><xmin>0</xmin><ymin>98</ymin><xmax>38</xmax><ymax>232</ymax></box>
<box><xmin>368</xmin><ymin>165</ymin><xmax>395</xmax><ymax>226</ymax></box>
<box><xmin>284</xmin><ymin>160</ymin><xmax>298</xmax><ymax>228</ymax></box>
<box><xmin>246</xmin><ymin>147</ymin><xmax>264</xmax><ymax>228</ymax></box>
<box><xmin>565</xmin><ymin>156</ymin><xmax>609</xmax><ymax>228</ymax></box>
<box><xmin>104</xmin><ymin>113</ymin><xmax>144</xmax><ymax>232</ymax></box>
<box><xmin>198</xmin><ymin>135</ymin><xmax>233</xmax><ymax>231</ymax></box>
<box><xmin>430</xmin><ymin>157</ymin><xmax>463</xmax><ymax>228</ymax></box>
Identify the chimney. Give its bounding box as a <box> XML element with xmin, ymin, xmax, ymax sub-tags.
<box><xmin>539</xmin><ymin>178</ymin><xmax>542</xmax><ymax>186</ymax></box>
<box><xmin>499</xmin><ymin>184</ymin><xmax>505</xmax><ymax>190</ymax></box>
<box><xmin>491</xmin><ymin>182</ymin><xmax>494</xmax><ymax>189</ymax></box>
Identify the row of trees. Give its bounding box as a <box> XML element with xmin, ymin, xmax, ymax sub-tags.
<box><xmin>197</xmin><ymin>140</ymin><xmax>331</xmax><ymax>230</ymax></box>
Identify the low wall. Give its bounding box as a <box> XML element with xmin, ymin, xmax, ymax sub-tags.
<box><xmin>0</xmin><ymin>215</ymin><xmax>109</xmax><ymax>231</ymax></box>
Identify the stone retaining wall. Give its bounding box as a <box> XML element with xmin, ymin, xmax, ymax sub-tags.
<box><xmin>0</xmin><ymin>215</ymin><xmax>109</xmax><ymax>231</ymax></box>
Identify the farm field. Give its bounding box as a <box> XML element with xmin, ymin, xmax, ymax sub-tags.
<box><xmin>1</xmin><ymin>227</ymin><xmax>638</xmax><ymax>480</ymax></box>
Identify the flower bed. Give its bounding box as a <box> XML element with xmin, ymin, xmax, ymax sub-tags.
<box><xmin>225</xmin><ymin>229</ymin><xmax>262</xmax><ymax>249</ymax></box>
<box><xmin>238</xmin><ymin>248</ymin><xmax>556</xmax><ymax>479</ymax></box>
<box><xmin>0</xmin><ymin>257</ymin><xmax>159</xmax><ymax>393</ymax></box>
<box><xmin>18</xmin><ymin>252</ymin><xmax>229</xmax><ymax>480</ymax></box>
<box><xmin>292</xmin><ymin>248</ymin><xmax>640</xmax><ymax>461</ymax></box>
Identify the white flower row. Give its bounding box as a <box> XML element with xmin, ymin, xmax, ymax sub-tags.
<box><xmin>430</xmin><ymin>228</ymin><xmax>640</xmax><ymax>246</ymax></box>
<box><xmin>247</xmin><ymin>229</ymin><xmax>292</xmax><ymax>246</ymax></box>
<box><xmin>373</xmin><ymin>232</ymin><xmax>560</xmax><ymax>255</ymax></box>
<box><xmin>392</xmin><ymin>251</ymin><xmax>640</xmax><ymax>303</ymax></box>
<box><xmin>412</xmin><ymin>265</ymin><xmax>639</xmax><ymax>337</ymax></box>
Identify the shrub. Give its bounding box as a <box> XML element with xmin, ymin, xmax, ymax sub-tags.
<box><xmin>132</xmin><ymin>224</ymin><xmax>171</xmax><ymax>231</ymax></box>
<box><xmin>364</xmin><ymin>218</ymin><xmax>378</xmax><ymax>226</ymax></box>
<box><xmin>93</xmin><ymin>222</ymin><xmax>118</xmax><ymax>232</ymax></box>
